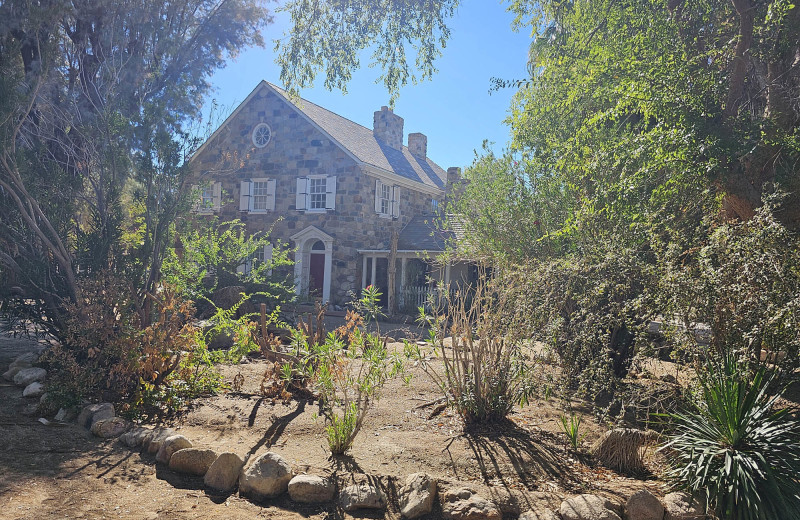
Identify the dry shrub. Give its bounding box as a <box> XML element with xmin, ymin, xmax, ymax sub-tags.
<box><xmin>43</xmin><ymin>272</ymin><xmax>217</xmax><ymax>414</ymax></box>
<box><xmin>592</xmin><ymin>428</ymin><xmax>657</xmax><ymax>475</ymax></box>
<box><xmin>413</xmin><ymin>270</ymin><xmax>539</xmax><ymax>425</ymax></box>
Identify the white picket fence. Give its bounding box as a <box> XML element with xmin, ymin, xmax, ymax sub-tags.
<box><xmin>397</xmin><ymin>285</ymin><xmax>457</xmax><ymax>313</ymax></box>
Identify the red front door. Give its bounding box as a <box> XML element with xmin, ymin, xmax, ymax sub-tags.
<box><xmin>309</xmin><ymin>253</ymin><xmax>325</xmax><ymax>297</ymax></box>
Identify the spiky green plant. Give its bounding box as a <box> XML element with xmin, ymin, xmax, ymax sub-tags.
<box><xmin>661</xmin><ymin>354</ymin><xmax>800</xmax><ymax>520</ymax></box>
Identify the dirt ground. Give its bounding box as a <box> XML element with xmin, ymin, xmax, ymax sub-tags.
<box><xmin>0</xmin><ymin>329</ymin><xmax>667</xmax><ymax>520</ymax></box>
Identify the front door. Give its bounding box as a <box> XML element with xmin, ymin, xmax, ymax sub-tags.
<box><xmin>309</xmin><ymin>253</ymin><xmax>325</xmax><ymax>297</ymax></box>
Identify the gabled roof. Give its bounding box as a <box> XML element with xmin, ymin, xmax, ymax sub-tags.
<box><xmin>193</xmin><ymin>81</ymin><xmax>447</xmax><ymax>191</ymax></box>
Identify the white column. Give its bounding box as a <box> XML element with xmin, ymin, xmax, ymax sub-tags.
<box><xmin>362</xmin><ymin>255</ymin><xmax>368</xmax><ymax>289</ymax></box>
<box><xmin>293</xmin><ymin>247</ymin><xmax>303</xmax><ymax>296</ymax></box>
<box><xmin>400</xmin><ymin>257</ymin><xmax>407</xmax><ymax>288</ymax></box>
<box><xmin>322</xmin><ymin>241</ymin><xmax>333</xmax><ymax>303</ymax></box>
<box><xmin>371</xmin><ymin>256</ymin><xmax>377</xmax><ymax>288</ymax></box>
<box><xmin>444</xmin><ymin>262</ymin><xmax>451</xmax><ymax>286</ymax></box>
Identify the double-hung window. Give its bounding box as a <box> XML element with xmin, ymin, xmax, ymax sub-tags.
<box><xmin>374</xmin><ymin>179</ymin><xmax>400</xmax><ymax>218</ymax></box>
<box><xmin>295</xmin><ymin>175</ymin><xmax>336</xmax><ymax>211</ymax></box>
<box><xmin>239</xmin><ymin>178</ymin><xmax>276</xmax><ymax>212</ymax></box>
<box><xmin>192</xmin><ymin>181</ymin><xmax>221</xmax><ymax>213</ymax></box>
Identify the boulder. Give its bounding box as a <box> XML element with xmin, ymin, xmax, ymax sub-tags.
<box><xmin>13</xmin><ymin>367</ymin><xmax>47</xmax><ymax>387</ymax></box>
<box><xmin>77</xmin><ymin>402</ymin><xmax>115</xmax><ymax>429</ymax></box>
<box><xmin>664</xmin><ymin>492</ymin><xmax>704</xmax><ymax>520</ymax></box>
<box><xmin>520</xmin><ymin>510</ymin><xmax>561</xmax><ymax>520</ymax></box>
<box><xmin>239</xmin><ymin>452</ymin><xmax>293</xmax><ymax>500</ymax></box>
<box><xmin>398</xmin><ymin>473</ymin><xmax>437</xmax><ymax>519</ymax></box>
<box><xmin>627</xmin><ymin>490</ymin><xmax>665</xmax><ymax>520</ymax></box>
<box><xmin>287</xmin><ymin>474</ymin><xmax>335</xmax><ymax>503</ymax></box>
<box><xmin>339</xmin><ymin>484</ymin><xmax>387</xmax><ymax>511</ymax></box>
<box><xmin>91</xmin><ymin>417</ymin><xmax>130</xmax><ymax>438</ymax></box>
<box><xmin>441</xmin><ymin>487</ymin><xmax>502</xmax><ymax>520</ymax></box>
<box><xmin>204</xmin><ymin>452</ymin><xmax>244</xmax><ymax>492</ymax></box>
<box><xmin>169</xmin><ymin>448</ymin><xmax>218</xmax><ymax>476</ymax></box>
<box><xmin>120</xmin><ymin>427</ymin><xmax>150</xmax><ymax>448</ymax></box>
<box><xmin>156</xmin><ymin>435</ymin><xmax>193</xmax><ymax>464</ymax></box>
<box><xmin>3</xmin><ymin>354</ymin><xmax>36</xmax><ymax>381</ymax></box>
<box><xmin>145</xmin><ymin>428</ymin><xmax>177</xmax><ymax>454</ymax></box>
<box><xmin>560</xmin><ymin>494</ymin><xmax>622</xmax><ymax>520</ymax></box>
<box><xmin>22</xmin><ymin>381</ymin><xmax>44</xmax><ymax>398</ymax></box>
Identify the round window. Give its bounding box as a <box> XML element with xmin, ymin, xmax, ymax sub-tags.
<box><xmin>252</xmin><ymin>123</ymin><xmax>272</xmax><ymax>148</ymax></box>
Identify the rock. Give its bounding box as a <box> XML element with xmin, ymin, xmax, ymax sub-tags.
<box><xmin>120</xmin><ymin>427</ymin><xmax>150</xmax><ymax>448</ymax></box>
<box><xmin>339</xmin><ymin>484</ymin><xmax>387</xmax><ymax>511</ymax></box>
<box><xmin>21</xmin><ymin>403</ymin><xmax>39</xmax><ymax>416</ymax></box>
<box><xmin>239</xmin><ymin>452</ymin><xmax>293</xmax><ymax>500</ymax></box>
<box><xmin>156</xmin><ymin>435</ymin><xmax>192</xmax><ymax>464</ymax></box>
<box><xmin>204</xmin><ymin>452</ymin><xmax>244</xmax><ymax>492</ymax></box>
<box><xmin>23</xmin><ymin>381</ymin><xmax>44</xmax><ymax>398</ymax></box>
<box><xmin>13</xmin><ymin>352</ymin><xmax>39</xmax><ymax>365</ymax></box>
<box><xmin>169</xmin><ymin>448</ymin><xmax>218</xmax><ymax>476</ymax></box>
<box><xmin>664</xmin><ymin>492</ymin><xmax>704</xmax><ymax>520</ymax></box>
<box><xmin>91</xmin><ymin>417</ymin><xmax>130</xmax><ymax>438</ymax></box>
<box><xmin>13</xmin><ymin>367</ymin><xmax>47</xmax><ymax>387</ymax></box>
<box><xmin>520</xmin><ymin>510</ymin><xmax>561</xmax><ymax>520</ymax></box>
<box><xmin>287</xmin><ymin>474</ymin><xmax>335</xmax><ymax>503</ymax></box>
<box><xmin>440</xmin><ymin>487</ymin><xmax>502</xmax><ymax>520</ymax></box>
<box><xmin>627</xmin><ymin>490</ymin><xmax>665</xmax><ymax>520</ymax></box>
<box><xmin>398</xmin><ymin>473</ymin><xmax>437</xmax><ymax>519</ymax></box>
<box><xmin>77</xmin><ymin>402</ymin><xmax>115</xmax><ymax>429</ymax></box>
<box><xmin>145</xmin><ymin>428</ymin><xmax>177</xmax><ymax>454</ymax></box>
<box><xmin>560</xmin><ymin>494</ymin><xmax>622</xmax><ymax>520</ymax></box>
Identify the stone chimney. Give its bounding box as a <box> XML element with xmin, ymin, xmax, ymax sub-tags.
<box><xmin>373</xmin><ymin>106</ymin><xmax>404</xmax><ymax>149</ymax></box>
<box><xmin>446</xmin><ymin>167</ymin><xmax>461</xmax><ymax>186</ymax></box>
<box><xmin>408</xmin><ymin>133</ymin><xmax>427</xmax><ymax>158</ymax></box>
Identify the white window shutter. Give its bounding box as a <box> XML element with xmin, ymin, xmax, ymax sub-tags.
<box><xmin>212</xmin><ymin>182</ymin><xmax>222</xmax><ymax>211</ymax></box>
<box><xmin>267</xmin><ymin>179</ymin><xmax>276</xmax><ymax>211</ymax></box>
<box><xmin>391</xmin><ymin>186</ymin><xmax>400</xmax><ymax>218</ymax></box>
<box><xmin>374</xmin><ymin>179</ymin><xmax>383</xmax><ymax>213</ymax></box>
<box><xmin>325</xmin><ymin>176</ymin><xmax>337</xmax><ymax>210</ymax></box>
<box><xmin>239</xmin><ymin>180</ymin><xmax>250</xmax><ymax>211</ymax></box>
<box><xmin>236</xmin><ymin>262</ymin><xmax>247</xmax><ymax>274</ymax></box>
<box><xmin>295</xmin><ymin>177</ymin><xmax>307</xmax><ymax>210</ymax></box>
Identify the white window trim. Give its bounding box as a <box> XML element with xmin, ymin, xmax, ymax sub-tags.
<box><xmin>252</xmin><ymin>122</ymin><xmax>272</xmax><ymax>148</ymax></box>
<box><xmin>240</xmin><ymin>178</ymin><xmax>276</xmax><ymax>213</ymax></box>
<box><xmin>296</xmin><ymin>175</ymin><xmax>336</xmax><ymax>212</ymax></box>
<box><xmin>193</xmin><ymin>182</ymin><xmax>221</xmax><ymax>214</ymax></box>
<box><xmin>374</xmin><ymin>179</ymin><xmax>400</xmax><ymax>218</ymax></box>
<box><xmin>237</xmin><ymin>243</ymin><xmax>274</xmax><ymax>276</ymax></box>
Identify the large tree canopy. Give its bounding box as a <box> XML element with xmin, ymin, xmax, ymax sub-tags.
<box><xmin>0</xmin><ymin>0</ymin><xmax>271</xmax><ymax>330</ymax></box>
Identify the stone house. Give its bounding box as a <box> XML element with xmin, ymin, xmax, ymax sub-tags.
<box><xmin>190</xmin><ymin>81</ymin><xmax>469</xmax><ymax>309</ymax></box>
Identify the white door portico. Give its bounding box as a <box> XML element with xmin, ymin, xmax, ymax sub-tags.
<box><xmin>291</xmin><ymin>225</ymin><xmax>334</xmax><ymax>303</ymax></box>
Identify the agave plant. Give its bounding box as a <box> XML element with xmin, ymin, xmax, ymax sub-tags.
<box><xmin>661</xmin><ymin>354</ymin><xmax>800</xmax><ymax>520</ymax></box>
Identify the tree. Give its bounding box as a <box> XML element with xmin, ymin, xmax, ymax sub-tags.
<box><xmin>275</xmin><ymin>0</ymin><xmax>458</xmax><ymax>105</ymax></box>
<box><xmin>0</xmin><ymin>0</ymin><xmax>271</xmax><ymax>332</ymax></box>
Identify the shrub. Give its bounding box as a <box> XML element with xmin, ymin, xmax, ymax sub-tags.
<box><xmin>284</xmin><ymin>288</ymin><xmax>404</xmax><ymax>454</ymax></box>
<box><xmin>42</xmin><ymin>273</ymin><xmax>222</xmax><ymax>416</ymax></box>
<box><xmin>409</xmin><ymin>272</ymin><xmax>538</xmax><ymax>425</ymax></box>
<box><xmin>661</xmin><ymin>353</ymin><xmax>800</xmax><ymax>519</ymax></box>
<box><xmin>560</xmin><ymin>413</ymin><xmax>586</xmax><ymax>450</ymax></box>
<box><xmin>657</xmin><ymin>203</ymin><xmax>800</xmax><ymax>383</ymax></box>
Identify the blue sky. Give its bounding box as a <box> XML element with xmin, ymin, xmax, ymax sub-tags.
<box><xmin>205</xmin><ymin>2</ymin><xmax>533</xmax><ymax>171</ymax></box>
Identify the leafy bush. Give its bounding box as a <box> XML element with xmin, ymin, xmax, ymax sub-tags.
<box><xmin>283</xmin><ymin>288</ymin><xmax>404</xmax><ymax>454</ymax></box>
<box><xmin>162</xmin><ymin>218</ymin><xmax>294</xmax><ymax>310</ymax></box>
<box><xmin>657</xmin><ymin>203</ymin><xmax>800</xmax><ymax>382</ymax></box>
<box><xmin>409</xmin><ymin>272</ymin><xmax>538</xmax><ymax>425</ymax></box>
<box><xmin>661</xmin><ymin>353</ymin><xmax>800</xmax><ymax>519</ymax></box>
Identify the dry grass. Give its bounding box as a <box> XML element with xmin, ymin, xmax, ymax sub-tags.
<box><xmin>592</xmin><ymin>428</ymin><xmax>658</xmax><ymax>476</ymax></box>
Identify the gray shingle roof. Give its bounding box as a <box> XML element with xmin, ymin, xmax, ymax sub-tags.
<box><xmin>267</xmin><ymin>83</ymin><xmax>447</xmax><ymax>190</ymax></box>
<box><xmin>397</xmin><ymin>214</ymin><xmax>455</xmax><ymax>252</ymax></box>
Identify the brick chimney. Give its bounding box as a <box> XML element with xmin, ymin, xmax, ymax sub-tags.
<box><xmin>373</xmin><ymin>106</ymin><xmax>404</xmax><ymax>149</ymax></box>
<box><xmin>408</xmin><ymin>133</ymin><xmax>427</xmax><ymax>158</ymax></box>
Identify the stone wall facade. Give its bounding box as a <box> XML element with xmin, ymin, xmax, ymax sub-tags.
<box><xmin>192</xmin><ymin>85</ymin><xmax>443</xmax><ymax>306</ymax></box>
